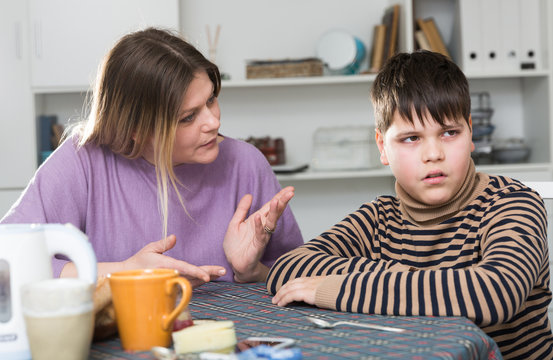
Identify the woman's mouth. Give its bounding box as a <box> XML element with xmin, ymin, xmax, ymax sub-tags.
<box><xmin>201</xmin><ymin>138</ymin><xmax>217</xmax><ymax>147</ymax></box>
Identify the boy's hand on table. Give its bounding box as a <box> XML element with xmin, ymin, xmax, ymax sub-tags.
<box><xmin>271</xmin><ymin>276</ymin><xmax>326</xmax><ymax>306</ymax></box>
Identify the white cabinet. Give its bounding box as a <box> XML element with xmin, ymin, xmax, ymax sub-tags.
<box><xmin>29</xmin><ymin>0</ymin><xmax>180</xmax><ymax>91</ymax></box>
<box><xmin>0</xmin><ymin>1</ymin><xmax>36</xmax><ymax>192</ymax></box>
<box><xmin>0</xmin><ymin>1</ymin><xmax>181</xmax><ymax>215</ymax></box>
<box><xmin>0</xmin><ymin>191</ymin><xmax>26</xmax><ymax>219</ymax></box>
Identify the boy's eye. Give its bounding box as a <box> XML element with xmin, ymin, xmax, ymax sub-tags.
<box><xmin>443</xmin><ymin>130</ymin><xmax>457</xmax><ymax>137</ymax></box>
<box><xmin>403</xmin><ymin>136</ymin><xmax>419</xmax><ymax>143</ymax></box>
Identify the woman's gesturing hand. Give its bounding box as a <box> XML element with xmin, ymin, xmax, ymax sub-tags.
<box><xmin>223</xmin><ymin>186</ymin><xmax>295</xmax><ymax>283</ymax></box>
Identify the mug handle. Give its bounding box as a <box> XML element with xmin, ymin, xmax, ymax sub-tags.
<box><xmin>162</xmin><ymin>277</ymin><xmax>192</xmax><ymax>331</ymax></box>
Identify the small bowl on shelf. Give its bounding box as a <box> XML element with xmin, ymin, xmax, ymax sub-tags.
<box><xmin>471</xmin><ymin>108</ymin><xmax>494</xmax><ymax>122</ymax></box>
<box><xmin>492</xmin><ymin>138</ymin><xmax>531</xmax><ymax>164</ymax></box>
<box><xmin>472</xmin><ymin>124</ymin><xmax>495</xmax><ymax>140</ymax></box>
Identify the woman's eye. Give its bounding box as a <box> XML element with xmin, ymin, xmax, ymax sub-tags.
<box><xmin>207</xmin><ymin>95</ymin><xmax>216</xmax><ymax>105</ymax></box>
<box><xmin>179</xmin><ymin>114</ymin><xmax>194</xmax><ymax>123</ymax></box>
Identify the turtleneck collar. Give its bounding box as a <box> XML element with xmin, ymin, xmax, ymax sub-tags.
<box><xmin>395</xmin><ymin>159</ymin><xmax>488</xmax><ymax>225</ymax></box>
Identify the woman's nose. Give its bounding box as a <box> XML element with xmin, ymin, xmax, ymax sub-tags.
<box><xmin>201</xmin><ymin>108</ymin><xmax>220</xmax><ymax>132</ymax></box>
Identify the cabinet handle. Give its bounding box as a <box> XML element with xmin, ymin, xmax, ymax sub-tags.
<box><xmin>14</xmin><ymin>22</ymin><xmax>21</xmax><ymax>60</ymax></box>
<box><xmin>34</xmin><ymin>20</ymin><xmax>42</xmax><ymax>59</ymax></box>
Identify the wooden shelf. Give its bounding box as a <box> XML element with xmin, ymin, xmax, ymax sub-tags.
<box><xmin>32</xmin><ymin>69</ymin><xmax>549</xmax><ymax>94</ymax></box>
<box><xmin>276</xmin><ymin>162</ymin><xmax>552</xmax><ymax>181</ymax></box>
<box><xmin>465</xmin><ymin>69</ymin><xmax>550</xmax><ymax>80</ymax></box>
<box><xmin>277</xmin><ymin>167</ymin><xmax>391</xmax><ymax>181</ymax></box>
<box><xmin>32</xmin><ymin>86</ymin><xmax>90</xmax><ymax>94</ymax></box>
<box><xmin>220</xmin><ymin>70</ymin><xmax>549</xmax><ymax>89</ymax></box>
<box><xmin>221</xmin><ymin>74</ymin><xmax>375</xmax><ymax>88</ymax></box>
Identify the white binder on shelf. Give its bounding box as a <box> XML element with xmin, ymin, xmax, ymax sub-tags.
<box><xmin>480</xmin><ymin>0</ymin><xmax>502</xmax><ymax>72</ymax></box>
<box><xmin>498</xmin><ymin>0</ymin><xmax>520</xmax><ymax>72</ymax></box>
<box><xmin>458</xmin><ymin>0</ymin><xmax>483</xmax><ymax>74</ymax></box>
<box><xmin>519</xmin><ymin>0</ymin><xmax>542</xmax><ymax>70</ymax></box>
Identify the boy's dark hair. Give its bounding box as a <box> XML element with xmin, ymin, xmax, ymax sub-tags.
<box><xmin>371</xmin><ymin>50</ymin><xmax>470</xmax><ymax>133</ymax></box>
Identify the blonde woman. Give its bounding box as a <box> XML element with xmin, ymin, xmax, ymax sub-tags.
<box><xmin>2</xmin><ymin>28</ymin><xmax>303</xmax><ymax>286</ymax></box>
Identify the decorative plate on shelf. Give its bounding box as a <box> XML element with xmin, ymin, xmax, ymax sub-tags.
<box><xmin>271</xmin><ymin>164</ymin><xmax>309</xmax><ymax>174</ymax></box>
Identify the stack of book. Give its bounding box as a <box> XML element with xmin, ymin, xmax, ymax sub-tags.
<box><xmin>39</xmin><ymin>115</ymin><xmax>64</xmax><ymax>163</ymax></box>
<box><xmin>414</xmin><ymin>17</ymin><xmax>450</xmax><ymax>58</ymax></box>
<box><xmin>369</xmin><ymin>4</ymin><xmax>400</xmax><ymax>73</ymax></box>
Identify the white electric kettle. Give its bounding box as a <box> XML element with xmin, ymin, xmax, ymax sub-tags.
<box><xmin>0</xmin><ymin>223</ymin><xmax>97</xmax><ymax>360</ymax></box>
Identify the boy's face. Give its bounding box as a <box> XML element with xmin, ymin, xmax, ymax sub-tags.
<box><xmin>376</xmin><ymin>111</ymin><xmax>474</xmax><ymax>206</ymax></box>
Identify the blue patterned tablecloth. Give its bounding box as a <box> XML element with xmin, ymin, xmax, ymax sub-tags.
<box><xmin>90</xmin><ymin>281</ymin><xmax>502</xmax><ymax>360</ymax></box>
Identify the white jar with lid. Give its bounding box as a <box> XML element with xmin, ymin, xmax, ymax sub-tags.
<box><xmin>311</xmin><ymin>125</ymin><xmax>380</xmax><ymax>171</ymax></box>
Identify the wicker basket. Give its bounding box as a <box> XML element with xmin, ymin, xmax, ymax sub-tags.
<box><xmin>246</xmin><ymin>58</ymin><xmax>324</xmax><ymax>79</ymax></box>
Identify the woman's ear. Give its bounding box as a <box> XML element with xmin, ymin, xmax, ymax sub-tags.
<box><xmin>375</xmin><ymin>129</ymin><xmax>389</xmax><ymax>166</ymax></box>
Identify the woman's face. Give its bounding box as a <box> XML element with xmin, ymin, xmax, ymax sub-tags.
<box><xmin>143</xmin><ymin>71</ymin><xmax>221</xmax><ymax>166</ymax></box>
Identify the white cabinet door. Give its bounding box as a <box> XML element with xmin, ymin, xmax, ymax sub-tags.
<box><xmin>0</xmin><ymin>1</ymin><xmax>37</xmax><ymax>189</ymax></box>
<box><xmin>0</xmin><ymin>190</ymin><xmax>24</xmax><ymax>218</ymax></box>
<box><xmin>29</xmin><ymin>0</ymin><xmax>180</xmax><ymax>89</ymax></box>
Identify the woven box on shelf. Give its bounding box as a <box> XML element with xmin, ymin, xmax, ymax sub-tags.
<box><xmin>246</xmin><ymin>58</ymin><xmax>324</xmax><ymax>79</ymax></box>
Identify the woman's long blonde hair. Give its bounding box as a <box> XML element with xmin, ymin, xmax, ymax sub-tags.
<box><xmin>76</xmin><ymin>27</ymin><xmax>221</xmax><ymax>242</ymax></box>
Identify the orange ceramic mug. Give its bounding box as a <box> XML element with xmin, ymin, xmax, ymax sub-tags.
<box><xmin>107</xmin><ymin>269</ymin><xmax>191</xmax><ymax>351</ymax></box>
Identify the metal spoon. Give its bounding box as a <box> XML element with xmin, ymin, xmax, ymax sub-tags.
<box><xmin>151</xmin><ymin>346</ymin><xmax>202</xmax><ymax>360</ymax></box>
<box><xmin>151</xmin><ymin>346</ymin><xmax>179</xmax><ymax>360</ymax></box>
<box><xmin>151</xmin><ymin>346</ymin><xmax>237</xmax><ymax>360</ymax></box>
<box><xmin>306</xmin><ymin>316</ymin><xmax>405</xmax><ymax>333</ymax></box>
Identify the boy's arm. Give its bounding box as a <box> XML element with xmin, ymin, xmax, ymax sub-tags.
<box><xmin>270</xmin><ymin>190</ymin><xmax>548</xmax><ymax>328</ymax></box>
<box><xmin>266</xmin><ymin>202</ymin><xmax>410</xmax><ymax>295</ymax></box>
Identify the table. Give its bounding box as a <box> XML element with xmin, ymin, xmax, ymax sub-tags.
<box><xmin>90</xmin><ymin>282</ymin><xmax>503</xmax><ymax>360</ymax></box>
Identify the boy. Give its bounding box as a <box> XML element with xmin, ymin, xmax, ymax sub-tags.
<box><xmin>266</xmin><ymin>51</ymin><xmax>553</xmax><ymax>359</ymax></box>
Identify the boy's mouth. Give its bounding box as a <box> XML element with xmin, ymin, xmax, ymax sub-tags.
<box><xmin>424</xmin><ymin>171</ymin><xmax>445</xmax><ymax>180</ymax></box>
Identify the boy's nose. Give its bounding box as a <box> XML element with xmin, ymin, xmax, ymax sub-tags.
<box><xmin>422</xmin><ymin>140</ymin><xmax>444</xmax><ymax>162</ymax></box>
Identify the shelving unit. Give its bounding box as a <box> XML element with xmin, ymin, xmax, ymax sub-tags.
<box><xmin>182</xmin><ymin>0</ymin><xmax>553</xmax><ymax>239</ymax></box>
<box><xmin>2</xmin><ymin>0</ymin><xmax>552</xmax><ymax>238</ymax></box>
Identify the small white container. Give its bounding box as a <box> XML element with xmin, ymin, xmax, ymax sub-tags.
<box><xmin>316</xmin><ymin>29</ymin><xmax>366</xmax><ymax>75</ymax></box>
<box><xmin>311</xmin><ymin>125</ymin><xmax>380</xmax><ymax>171</ymax></box>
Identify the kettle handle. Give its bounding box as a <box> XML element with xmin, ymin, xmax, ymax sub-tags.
<box><xmin>44</xmin><ymin>223</ymin><xmax>97</xmax><ymax>284</ymax></box>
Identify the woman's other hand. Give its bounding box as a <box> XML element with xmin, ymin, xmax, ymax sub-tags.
<box><xmin>223</xmin><ymin>186</ymin><xmax>295</xmax><ymax>283</ymax></box>
<box><xmin>61</xmin><ymin>235</ymin><xmax>225</xmax><ymax>287</ymax></box>
<box><xmin>123</xmin><ymin>234</ymin><xmax>226</xmax><ymax>287</ymax></box>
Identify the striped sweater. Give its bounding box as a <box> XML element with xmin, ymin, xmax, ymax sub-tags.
<box><xmin>267</xmin><ymin>169</ymin><xmax>553</xmax><ymax>359</ymax></box>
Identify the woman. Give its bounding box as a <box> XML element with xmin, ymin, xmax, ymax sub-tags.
<box><xmin>1</xmin><ymin>28</ymin><xmax>303</xmax><ymax>286</ymax></box>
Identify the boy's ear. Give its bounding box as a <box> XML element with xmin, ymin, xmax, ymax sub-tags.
<box><xmin>468</xmin><ymin>115</ymin><xmax>475</xmax><ymax>152</ymax></box>
<box><xmin>375</xmin><ymin>129</ymin><xmax>390</xmax><ymax>166</ymax></box>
